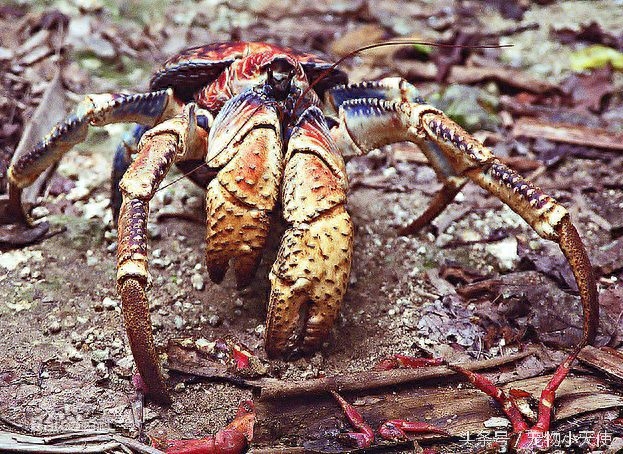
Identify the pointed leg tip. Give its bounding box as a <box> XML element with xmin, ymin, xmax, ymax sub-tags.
<box><xmin>0</xmin><ymin>218</ymin><xmax>50</xmax><ymax>246</ymax></box>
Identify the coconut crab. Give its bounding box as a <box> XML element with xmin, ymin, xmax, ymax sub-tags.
<box><xmin>2</xmin><ymin>41</ymin><xmax>598</xmax><ymax>419</ymax></box>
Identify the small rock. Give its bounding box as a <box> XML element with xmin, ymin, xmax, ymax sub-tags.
<box><xmin>174</xmin><ymin>382</ymin><xmax>186</xmax><ymax>392</ymax></box>
<box><xmin>48</xmin><ymin>320</ymin><xmax>62</xmax><ymax>334</ymax></box>
<box><xmin>19</xmin><ymin>266</ymin><xmax>31</xmax><ymax>279</ymax></box>
<box><xmin>148</xmin><ymin>223</ymin><xmax>161</xmax><ymax>239</ymax></box>
<box><xmin>485</xmin><ymin>237</ymin><xmax>519</xmax><ymax>271</ymax></box>
<box><xmin>102</xmin><ymin>297</ymin><xmax>119</xmax><ymax>310</ymax></box>
<box><xmin>483</xmin><ymin>416</ymin><xmax>511</xmax><ymax>428</ymax></box>
<box><xmin>174</xmin><ymin>315</ymin><xmax>184</xmax><ymax>330</ymax></box>
<box><xmin>95</xmin><ymin>361</ymin><xmax>109</xmax><ymax>378</ymax></box>
<box><xmin>0</xmin><ymin>47</ymin><xmax>14</xmax><ymax>61</ymax></box>
<box><xmin>191</xmin><ymin>273</ymin><xmax>205</xmax><ymax>291</ymax></box>
<box><xmin>67</xmin><ymin>348</ymin><xmax>84</xmax><ymax>362</ymax></box>
<box><xmin>207</xmin><ymin>314</ymin><xmax>221</xmax><ymax>327</ymax></box>
<box><xmin>31</xmin><ymin>206</ymin><xmax>50</xmax><ymax>219</ymax></box>
<box><xmin>234</xmin><ymin>298</ymin><xmax>244</xmax><ymax>308</ymax></box>
<box><xmin>91</xmin><ymin>348</ymin><xmax>110</xmax><ymax>363</ymax></box>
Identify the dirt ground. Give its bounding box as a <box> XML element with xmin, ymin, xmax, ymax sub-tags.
<box><xmin>1</xmin><ymin>1</ymin><xmax>623</xmax><ymax>453</ymax></box>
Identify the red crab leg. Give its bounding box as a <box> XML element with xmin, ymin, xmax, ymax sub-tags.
<box><xmin>449</xmin><ymin>352</ymin><xmax>577</xmax><ymax>451</ymax></box>
<box><xmin>378</xmin><ymin>420</ymin><xmax>449</xmax><ymax>441</ymax></box>
<box><xmin>157</xmin><ymin>400</ymin><xmax>255</xmax><ymax>454</ymax></box>
<box><xmin>372</xmin><ymin>354</ymin><xmax>449</xmax><ymax>439</ymax></box>
<box><xmin>448</xmin><ymin>364</ymin><xmax>529</xmax><ymax>434</ymax></box>
<box><xmin>330</xmin><ymin>391</ymin><xmax>375</xmax><ymax>448</ymax></box>
<box><xmin>375</xmin><ymin>354</ymin><xmax>443</xmax><ymax>371</ymax></box>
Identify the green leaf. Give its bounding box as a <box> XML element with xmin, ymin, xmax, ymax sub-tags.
<box><xmin>570</xmin><ymin>44</ymin><xmax>623</xmax><ymax>71</ymax></box>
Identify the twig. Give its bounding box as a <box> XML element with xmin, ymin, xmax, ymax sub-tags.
<box><xmin>512</xmin><ymin>118</ymin><xmax>623</xmax><ymax>151</ymax></box>
<box><xmin>257</xmin><ymin>348</ymin><xmax>536</xmax><ymax>400</ymax></box>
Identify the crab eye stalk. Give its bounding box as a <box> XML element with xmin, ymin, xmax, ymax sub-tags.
<box><xmin>266</xmin><ymin>57</ymin><xmax>295</xmax><ymax>100</ymax></box>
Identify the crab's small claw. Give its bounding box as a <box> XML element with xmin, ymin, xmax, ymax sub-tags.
<box><xmin>0</xmin><ymin>186</ymin><xmax>49</xmax><ymax>246</ymax></box>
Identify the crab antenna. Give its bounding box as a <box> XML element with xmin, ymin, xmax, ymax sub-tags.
<box><xmin>298</xmin><ymin>39</ymin><xmax>511</xmax><ymax>110</ymax></box>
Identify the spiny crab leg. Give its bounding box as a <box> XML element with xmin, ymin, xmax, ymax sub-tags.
<box><xmin>328</xmin><ymin>77</ymin><xmax>598</xmax><ymax>346</ymax></box>
<box><xmin>154</xmin><ymin>400</ymin><xmax>255</xmax><ymax>454</ymax></box>
<box><xmin>3</xmin><ymin>89</ymin><xmax>181</xmax><ymax>232</ymax></box>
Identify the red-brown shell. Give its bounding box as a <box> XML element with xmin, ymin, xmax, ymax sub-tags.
<box><xmin>150</xmin><ymin>42</ymin><xmax>347</xmax><ymax>102</ymax></box>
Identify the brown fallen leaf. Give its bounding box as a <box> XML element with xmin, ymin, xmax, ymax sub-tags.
<box><xmin>561</xmin><ymin>65</ymin><xmax>613</xmax><ymax>112</ymax></box>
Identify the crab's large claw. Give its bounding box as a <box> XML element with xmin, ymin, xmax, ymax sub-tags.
<box><xmin>328</xmin><ymin>77</ymin><xmax>598</xmax><ymax>346</ymax></box>
<box><xmin>265</xmin><ymin>106</ymin><xmax>353</xmax><ymax>357</ymax></box>
<box><xmin>203</xmin><ymin>89</ymin><xmax>283</xmax><ymax>289</ymax></box>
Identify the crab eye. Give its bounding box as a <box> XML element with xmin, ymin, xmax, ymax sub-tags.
<box><xmin>266</xmin><ymin>57</ymin><xmax>296</xmax><ymax>99</ymax></box>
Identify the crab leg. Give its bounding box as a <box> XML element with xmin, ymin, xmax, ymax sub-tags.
<box><xmin>117</xmin><ymin>105</ymin><xmax>208</xmax><ymax>403</ymax></box>
<box><xmin>111</xmin><ymin>125</ymin><xmax>149</xmax><ymax>223</ymax></box>
<box><xmin>328</xmin><ymin>78</ymin><xmax>468</xmax><ymax>235</ymax></box>
<box><xmin>265</xmin><ymin>106</ymin><xmax>353</xmax><ymax>357</ymax></box>
<box><xmin>4</xmin><ymin>89</ymin><xmax>182</xmax><ymax>229</ymax></box>
<box><xmin>328</xmin><ymin>77</ymin><xmax>598</xmax><ymax>346</ymax></box>
<box><xmin>9</xmin><ymin>89</ymin><xmax>180</xmax><ymax>190</ymax></box>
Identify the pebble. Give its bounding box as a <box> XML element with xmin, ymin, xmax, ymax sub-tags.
<box><xmin>191</xmin><ymin>273</ymin><xmax>205</xmax><ymax>291</ymax></box>
<box><xmin>19</xmin><ymin>266</ymin><xmax>31</xmax><ymax>279</ymax></box>
<box><xmin>485</xmin><ymin>237</ymin><xmax>519</xmax><ymax>271</ymax></box>
<box><xmin>95</xmin><ymin>361</ymin><xmax>109</xmax><ymax>378</ymax></box>
<box><xmin>207</xmin><ymin>314</ymin><xmax>221</xmax><ymax>327</ymax></box>
<box><xmin>91</xmin><ymin>348</ymin><xmax>110</xmax><ymax>363</ymax></box>
<box><xmin>102</xmin><ymin>297</ymin><xmax>119</xmax><ymax>310</ymax></box>
<box><xmin>31</xmin><ymin>206</ymin><xmax>50</xmax><ymax>219</ymax></box>
<box><xmin>148</xmin><ymin>223</ymin><xmax>161</xmax><ymax>239</ymax></box>
<box><xmin>48</xmin><ymin>320</ymin><xmax>62</xmax><ymax>334</ymax></box>
<box><xmin>67</xmin><ymin>348</ymin><xmax>84</xmax><ymax>362</ymax></box>
<box><xmin>174</xmin><ymin>315</ymin><xmax>185</xmax><ymax>330</ymax></box>
<box><xmin>483</xmin><ymin>416</ymin><xmax>511</xmax><ymax>428</ymax></box>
